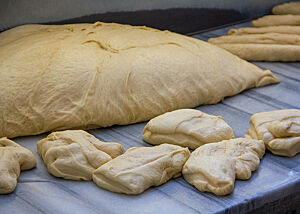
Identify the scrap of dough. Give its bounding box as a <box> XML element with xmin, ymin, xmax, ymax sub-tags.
<box><xmin>248</xmin><ymin>109</ymin><xmax>300</xmax><ymax>157</ymax></box>
<box><xmin>0</xmin><ymin>137</ymin><xmax>36</xmax><ymax>194</ymax></box>
<box><xmin>252</xmin><ymin>15</ymin><xmax>300</xmax><ymax>27</ymax></box>
<box><xmin>216</xmin><ymin>43</ymin><xmax>300</xmax><ymax>62</ymax></box>
<box><xmin>273</xmin><ymin>2</ymin><xmax>300</xmax><ymax>15</ymax></box>
<box><xmin>182</xmin><ymin>138</ymin><xmax>265</xmax><ymax>195</ymax></box>
<box><xmin>37</xmin><ymin>130</ymin><xmax>123</xmax><ymax>180</ymax></box>
<box><xmin>0</xmin><ymin>22</ymin><xmax>279</xmax><ymax>138</ymax></box>
<box><xmin>228</xmin><ymin>26</ymin><xmax>300</xmax><ymax>35</ymax></box>
<box><xmin>143</xmin><ymin>109</ymin><xmax>234</xmax><ymax>149</ymax></box>
<box><xmin>93</xmin><ymin>144</ymin><xmax>190</xmax><ymax>194</ymax></box>
<box><xmin>208</xmin><ymin>33</ymin><xmax>300</xmax><ymax>45</ymax></box>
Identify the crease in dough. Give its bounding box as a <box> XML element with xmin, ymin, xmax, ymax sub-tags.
<box><xmin>228</xmin><ymin>26</ymin><xmax>300</xmax><ymax>35</ymax></box>
<box><xmin>92</xmin><ymin>144</ymin><xmax>190</xmax><ymax>194</ymax></box>
<box><xmin>182</xmin><ymin>138</ymin><xmax>265</xmax><ymax>195</ymax></box>
<box><xmin>0</xmin><ymin>137</ymin><xmax>36</xmax><ymax>194</ymax></box>
<box><xmin>37</xmin><ymin>130</ymin><xmax>123</xmax><ymax>180</ymax></box>
<box><xmin>247</xmin><ymin>109</ymin><xmax>300</xmax><ymax>157</ymax></box>
<box><xmin>143</xmin><ymin>109</ymin><xmax>234</xmax><ymax>149</ymax></box>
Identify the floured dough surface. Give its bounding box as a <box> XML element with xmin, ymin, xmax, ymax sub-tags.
<box><xmin>0</xmin><ymin>137</ymin><xmax>36</xmax><ymax>194</ymax></box>
<box><xmin>0</xmin><ymin>22</ymin><xmax>279</xmax><ymax>138</ymax></box>
<box><xmin>93</xmin><ymin>144</ymin><xmax>190</xmax><ymax>194</ymax></box>
<box><xmin>143</xmin><ymin>109</ymin><xmax>234</xmax><ymax>149</ymax></box>
<box><xmin>37</xmin><ymin>130</ymin><xmax>123</xmax><ymax>180</ymax></box>
<box><xmin>252</xmin><ymin>15</ymin><xmax>300</xmax><ymax>27</ymax></box>
<box><xmin>248</xmin><ymin>109</ymin><xmax>300</xmax><ymax>157</ymax></box>
<box><xmin>273</xmin><ymin>2</ymin><xmax>300</xmax><ymax>15</ymax></box>
<box><xmin>228</xmin><ymin>26</ymin><xmax>300</xmax><ymax>35</ymax></box>
<box><xmin>182</xmin><ymin>138</ymin><xmax>265</xmax><ymax>195</ymax></box>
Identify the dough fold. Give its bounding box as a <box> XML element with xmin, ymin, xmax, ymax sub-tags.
<box><xmin>0</xmin><ymin>137</ymin><xmax>36</xmax><ymax>194</ymax></box>
<box><xmin>272</xmin><ymin>2</ymin><xmax>300</xmax><ymax>15</ymax></box>
<box><xmin>0</xmin><ymin>22</ymin><xmax>279</xmax><ymax>138</ymax></box>
<box><xmin>37</xmin><ymin>130</ymin><xmax>123</xmax><ymax>180</ymax></box>
<box><xmin>182</xmin><ymin>138</ymin><xmax>265</xmax><ymax>195</ymax></box>
<box><xmin>247</xmin><ymin>109</ymin><xmax>300</xmax><ymax>157</ymax></box>
<box><xmin>252</xmin><ymin>15</ymin><xmax>300</xmax><ymax>27</ymax></box>
<box><xmin>93</xmin><ymin>144</ymin><xmax>190</xmax><ymax>194</ymax></box>
<box><xmin>143</xmin><ymin>109</ymin><xmax>234</xmax><ymax>149</ymax></box>
<box><xmin>228</xmin><ymin>26</ymin><xmax>300</xmax><ymax>35</ymax></box>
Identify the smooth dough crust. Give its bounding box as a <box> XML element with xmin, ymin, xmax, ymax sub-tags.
<box><xmin>216</xmin><ymin>44</ymin><xmax>300</xmax><ymax>62</ymax></box>
<box><xmin>0</xmin><ymin>22</ymin><xmax>279</xmax><ymax>138</ymax></box>
<box><xmin>93</xmin><ymin>144</ymin><xmax>190</xmax><ymax>194</ymax></box>
<box><xmin>37</xmin><ymin>130</ymin><xmax>123</xmax><ymax>180</ymax></box>
<box><xmin>208</xmin><ymin>33</ymin><xmax>300</xmax><ymax>45</ymax></box>
<box><xmin>0</xmin><ymin>137</ymin><xmax>36</xmax><ymax>194</ymax></box>
<box><xmin>273</xmin><ymin>2</ymin><xmax>300</xmax><ymax>15</ymax></box>
<box><xmin>143</xmin><ymin>109</ymin><xmax>234</xmax><ymax>149</ymax></box>
<box><xmin>182</xmin><ymin>138</ymin><xmax>265</xmax><ymax>195</ymax></box>
<box><xmin>252</xmin><ymin>15</ymin><xmax>300</xmax><ymax>27</ymax></box>
<box><xmin>248</xmin><ymin>109</ymin><xmax>300</xmax><ymax>157</ymax></box>
<box><xmin>228</xmin><ymin>26</ymin><xmax>300</xmax><ymax>35</ymax></box>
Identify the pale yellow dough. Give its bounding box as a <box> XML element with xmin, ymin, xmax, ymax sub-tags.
<box><xmin>208</xmin><ymin>33</ymin><xmax>300</xmax><ymax>45</ymax></box>
<box><xmin>252</xmin><ymin>15</ymin><xmax>300</xmax><ymax>27</ymax></box>
<box><xmin>228</xmin><ymin>26</ymin><xmax>300</xmax><ymax>35</ymax></box>
<box><xmin>37</xmin><ymin>130</ymin><xmax>123</xmax><ymax>180</ymax></box>
<box><xmin>273</xmin><ymin>2</ymin><xmax>300</xmax><ymax>15</ymax></box>
<box><xmin>143</xmin><ymin>109</ymin><xmax>234</xmax><ymax>149</ymax></box>
<box><xmin>0</xmin><ymin>22</ymin><xmax>279</xmax><ymax>138</ymax></box>
<box><xmin>93</xmin><ymin>144</ymin><xmax>190</xmax><ymax>194</ymax></box>
<box><xmin>0</xmin><ymin>137</ymin><xmax>36</xmax><ymax>194</ymax></box>
<box><xmin>248</xmin><ymin>109</ymin><xmax>300</xmax><ymax>157</ymax></box>
<box><xmin>182</xmin><ymin>138</ymin><xmax>265</xmax><ymax>195</ymax></box>
<box><xmin>216</xmin><ymin>44</ymin><xmax>300</xmax><ymax>62</ymax></box>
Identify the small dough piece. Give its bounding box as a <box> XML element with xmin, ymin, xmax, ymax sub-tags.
<box><xmin>273</xmin><ymin>2</ymin><xmax>300</xmax><ymax>15</ymax></box>
<box><xmin>228</xmin><ymin>26</ymin><xmax>300</xmax><ymax>35</ymax></box>
<box><xmin>252</xmin><ymin>15</ymin><xmax>300</xmax><ymax>27</ymax></box>
<box><xmin>37</xmin><ymin>130</ymin><xmax>123</xmax><ymax>180</ymax></box>
<box><xmin>216</xmin><ymin>44</ymin><xmax>300</xmax><ymax>62</ymax></box>
<box><xmin>182</xmin><ymin>138</ymin><xmax>265</xmax><ymax>195</ymax></box>
<box><xmin>248</xmin><ymin>109</ymin><xmax>300</xmax><ymax>157</ymax></box>
<box><xmin>143</xmin><ymin>109</ymin><xmax>234</xmax><ymax>149</ymax></box>
<box><xmin>208</xmin><ymin>33</ymin><xmax>300</xmax><ymax>45</ymax></box>
<box><xmin>93</xmin><ymin>144</ymin><xmax>190</xmax><ymax>194</ymax></box>
<box><xmin>0</xmin><ymin>137</ymin><xmax>36</xmax><ymax>194</ymax></box>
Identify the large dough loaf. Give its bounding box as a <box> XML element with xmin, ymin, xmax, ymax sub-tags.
<box><xmin>0</xmin><ymin>22</ymin><xmax>279</xmax><ymax>138</ymax></box>
<box><xmin>272</xmin><ymin>2</ymin><xmax>300</xmax><ymax>15</ymax></box>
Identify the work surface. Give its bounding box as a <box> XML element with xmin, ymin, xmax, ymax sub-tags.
<box><xmin>0</xmin><ymin>22</ymin><xmax>299</xmax><ymax>214</ymax></box>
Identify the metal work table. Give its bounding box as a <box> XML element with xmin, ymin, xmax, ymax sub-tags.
<box><xmin>0</xmin><ymin>22</ymin><xmax>299</xmax><ymax>214</ymax></box>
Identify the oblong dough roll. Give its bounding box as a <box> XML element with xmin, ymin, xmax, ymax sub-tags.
<box><xmin>216</xmin><ymin>43</ymin><xmax>300</xmax><ymax>62</ymax></box>
<box><xmin>93</xmin><ymin>144</ymin><xmax>190</xmax><ymax>194</ymax></box>
<box><xmin>143</xmin><ymin>109</ymin><xmax>234</xmax><ymax>149</ymax></box>
<box><xmin>0</xmin><ymin>22</ymin><xmax>279</xmax><ymax>138</ymax></box>
<box><xmin>252</xmin><ymin>15</ymin><xmax>300</xmax><ymax>27</ymax></box>
<box><xmin>273</xmin><ymin>2</ymin><xmax>300</xmax><ymax>15</ymax></box>
<box><xmin>228</xmin><ymin>26</ymin><xmax>300</xmax><ymax>35</ymax></box>
<box><xmin>208</xmin><ymin>33</ymin><xmax>300</xmax><ymax>45</ymax></box>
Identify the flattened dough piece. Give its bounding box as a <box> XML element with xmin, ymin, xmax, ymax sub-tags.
<box><xmin>93</xmin><ymin>144</ymin><xmax>190</xmax><ymax>194</ymax></box>
<box><xmin>208</xmin><ymin>33</ymin><xmax>300</xmax><ymax>45</ymax></box>
<box><xmin>143</xmin><ymin>109</ymin><xmax>234</xmax><ymax>149</ymax></box>
<box><xmin>273</xmin><ymin>2</ymin><xmax>300</xmax><ymax>15</ymax></box>
<box><xmin>228</xmin><ymin>26</ymin><xmax>300</xmax><ymax>35</ymax></box>
<box><xmin>252</xmin><ymin>15</ymin><xmax>300</xmax><ymax>27</ymax></box>
<box><xmin>182</xmin><ymin>138</ymin><xmax>265</xmax><ymax>195</ymax></box>
<box><xmin>0</xmin><ymin>22</ymin><xmax>279</xmax><ymax>139</ymax></box>
<box><xmin>216</xmin><ymin>44</ymin><xmax>300</xmax><ymax>62</ymax></box>
<box><xmin>248</xmin><ymin>109</ymin><xmax>300</xmax><ymax>157</ymax></box>
<box><xmin>0</xmin><ymin>137</ymin><xmax>36</xmax><ymax>194</ymax></box>
<box><xmin>37</xmin><ymin>130</ymin><xmax>123</xmax><ymax>180</ymax></box>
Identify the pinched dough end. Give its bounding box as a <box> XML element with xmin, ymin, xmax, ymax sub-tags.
<box><xmin>37</xmin><ymin>130</ymin><xmax>123</xmax><ymax>181</ymax></box>
<box><xmin>0</xmin><ymin>137</ymin><xmax>36</xmax><ymax>194</ymax></box>
<box><xmin>143</xmin><ymin>109</ymin><xmax>234</xmax><ymax>149</ymax></box>
<box><xmin>182</xmin><ymin>138</ymin><xmax>264</xmax><ymax>195</ymax></box>
<box><xmin>93</xmin><ymin>144</ymin><xmax>190</xmax><ymax>194</ymax></box>
<box><xmin>248</xmin><ymin>109</ymin><xmax>300</xmax><ymax>157</ymax></box>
